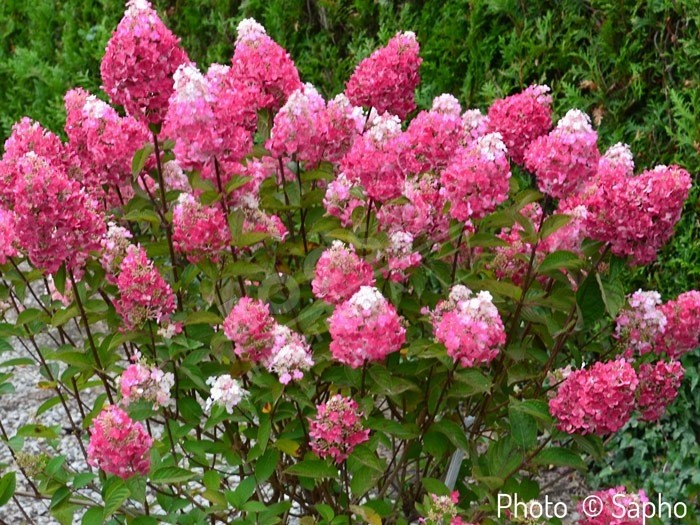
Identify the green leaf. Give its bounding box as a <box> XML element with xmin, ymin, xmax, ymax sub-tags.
<box><xmin>0</xmin><ymin>471</ymin><xmax>16</xmax><ymax>507</ymax></box>
<box><xmin>350</xmin><ymin>466</ymin><xmax>380</xmax><ymax>498</ymax></box>
<box><xmin>508</xmin><ymin>408</ymin><xmax>537</xmax><ymax>450</ymax></box>
<box><xmin>540</xmin><ymin>214</ymin><xmax>572</xmax><ymax>240</ymax></box>
<box><xmin>184</xmin><ymin>311</ymin><xmax>222</xmax><ymax>326</ymax></box>
<box><xmin>532</xmin><ymin>447</ymin><xmax>587</xmax><ymax>471</ymax></box>
<box><xmin>132</xmin><ymin>144</ymin><xmax>154</xmax><ymax>177</ymax></box>
<box><xmin>226</xmin><ymin>477</ymin><xmax>257</xmax><ymax>509</ymax></box>
<box><xmin>538</xmin><ymin>250</ymin><xmax>582</xmax><ymax>274</ymax></box>
<box><xmin>432</xmin><ymin>420</ymin><xmax>469</xmax><ymax>451</ymax></box>
<box><xmin>510</xmin><ymin>399</ymin><xmax>553</xmax><ymax>426</ymax></box>
<box><xmin>421</xmin><ymin>477</ymin><xmax>450</xmax><ymax>496</ymax></box>
<box><xmin>285</xmin><ymin>459</ymin><xmax>339</xmax><ymax>479</ymax></box>
<box><xmin>150</xmin><ymin>466</ymin><xmax>197</xmax><ymax>484</ymax></box>
<box><xmin>17</xmin><ymin>423</ymin><xmax>59</xmax><ymax>439</ymax></box>
<box><xmin>366</xmin><ymin>418</ymin><xmax>420</xmax><ymax>440</ymax></box>
<box><xmin>576</xmin><ymin>271</ymin><xmax>605</xmax><ymax>327</ymax></box>
<box><xmin>254</xmin><ymin>449</ymin><xmax>279</xmax><ymax>482</ymax></box>
<box><xmin>81</xmin><ymin>507</ymin><xmax>104</xmax><ymax>525</ymax></box>
<box><xmin>102</xmin><ymin>478</ymin><xmax>130</xmax><ymax>517</ymax></box>
<box><xmin>50</xmin><ymin>306</ymin><xmax>79</xmax><ymax>327</ymax></box>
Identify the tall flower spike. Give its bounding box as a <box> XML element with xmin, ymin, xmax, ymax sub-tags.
<box><xmin>312</xmin><ymin>241</ymin><xmax>375</xmax><ymax>305</ymax></box>
<box><xmin>101</xmin><ymin>0</ymin><xmax>189</xmax><ymax>125</ymax></box>
<box><xmin>172</xmin><ymin>193</ymin><xmax>230</xmax><ymax>264</ymax></box>
<box><xmin>309</xmin><ymin>395</ymin><xmax>370</xmax><ymax>463</ymax></box>
<box><xmin>345</xmin><ymin>31</ymin><xmax>422</xmax><ymax>120</ymax></box>
<box><xmin>636</xmin><ymin>360</ymin><xmax>684</xmax><ymax>422</ymax></box>
<box><xmin>230</xmin><ymin>18</ymin><xmax>302</xmax><ymax>112</ymax></box>
<box><xmin>222</xmin><ymin>297</ymin><xmax>277</xmax><ymax>363</ymax></box>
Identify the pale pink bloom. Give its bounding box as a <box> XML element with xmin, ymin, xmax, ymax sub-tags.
<box><xmin>323</xmin><ymin>173</ymin><xmax>364</xmax><ymax>227</ymax></box>
<box><xmin>614</xmin><ymin>290</ymin><xmax>666</xmax><ymax>355</ymax></box>
<box><xmin>204</xmin><ymin>374</ymin><xmax>248</xmax><ymax>414</ymax></box>
<box><xmin>119</xmin><ymin>362</ymin><xmax>174</xmax><ymax>408</ymax></box>
<box><xmin>266</xmin><ymin>325</ymin><xmax>314</xmax><ymax>384</ymax></box>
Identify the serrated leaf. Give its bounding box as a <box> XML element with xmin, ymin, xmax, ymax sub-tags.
<box><xmin>150</xmin><ymin>466</ymin><xmax>196</xmax><ymax>484</ymax></box>
<box><xmin>132</xmin><ymin>144</ymin><xmax>154</xmax><ymax>177</ymax></box>
<box><xmin>0</xmin><ymin>472</ymin><xmax>16</xmax><ymax>507</ymax></box>
<box><xmin>103</xmin><ymin>478</ymin><xmax>129</xmax><ymax>517</ymax></box>
<box><xmin>532</xmin><ymin>447</ymin><xmax>586</xmax><ymax>471</ymax></box>
<box><xmin>285</xmin><ymin>459</ymin><xmax>338</xmax><ymax>479</ymax></box>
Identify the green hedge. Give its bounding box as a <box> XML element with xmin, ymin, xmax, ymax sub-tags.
<box><xmin>2</xmin><ymin>0</ymin><xmax>699</xmax><ymax>505</ymax></box>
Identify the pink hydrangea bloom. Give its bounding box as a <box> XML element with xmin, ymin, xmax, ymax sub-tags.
<box><xmin>312</xmin><ymin>241</ymin><xmax>375</xmax><ymax>304</ymax></box>
<box><xmin>11</xmin><ymin>153</ymin><xmax>105</xmax><ymax>276</ymax></box>
<box><xmin>162</xmin><ymin>160</ymin><xmax>191</xmax><ymax>191</ymax></box>
<box><xmin>0</xmin><ymin>208</ymin><xmax>18</xmax><ymax>264</ymax></box>
<box><xmin>377</xmin><ymin>175</ymin><xmax>449</xmax><ymax>243</ymax></box>
<box><xmin>379</xmin><ymin>231</ymin><xmax>422</xmax><ymax>283</ymax></box>
<box><xmin>323</xmin><ymin>94</ymin><xmax>365</xmax><ymax>162</ymax></box>
<box><xmin>223</xmin><ymin>297</ymin><xmax>277</xmax><ymax>363</ymax></box>
<box><xmin>309</xmin><ymin>394</ymin><xmax>370</xmax><ymax>463</ymax></box>
<box><xmin>267</xmin><ymin>83</ymin><xmax>328</xmax><ymax>168</ymax></box>
<box><xmin>429</xmin><ymin>286</ymin><xmax>505</xmax><ymax>367</ymax></box>
<box><xmin>524</xmin><ymin>109</ymin><xmax>600</xmax><ymax>199</ymax></box>
<box><xmin>403</xmin><ymin>106</ymin><xmax>464</xmax><ymax>174</ymax></box>
<box><xmin>101</xmin><ymin>222</ymin><xmax>133</xmax><ymax>279</ymax></box>
<box><xmin>266</xmin><ymin>325</ymin><xmax>314</xmax><ymax>384</ymax></box>
<box><xmin>440</xmin><ymin>133</ymin><xmax>511</xmax><ymax>223</ymax></box>
<box><xmin>583</xmin><ymin>164</ymin><xmax>691</xmax><ymax>265</ymax></box>
<box><xmin>345</xmin><ymin>31</ymin><xmax>422</xmax><ymax>120</ymax></box>
<box><xmin>172</xmin><ymin>193</ymin><xmax>230</xmax><ymax>263</ymax></box>
<box><xmin>323</xmin><ymin>173</ymin><xmax>364</xmax><ymax>227</ymax></box>
<box><xmin>598</xmin><ymin>142</ymin><xmax>635</xmax><ymax>178</ymax></box>
<box><xmin>87</xmin><ymin>405</ymin><xmax>153</xmax><ymax>479</ymax></box>
<box><xmin>64</xmin><ymin>88</ymin><xmax>148</xmax><ymax>202</ymax></box>
<box><xmin>230</xmin><ymin>18</ymin><xmax>302</xmax><ymax>111</ymax></box>
<box><xmin>100</xmin><ymin>0</ymin><xmax>189</xmax><ymax>125</ymax></box>
<box><xmin>487</xmin><ymin>84</ymin><xmax>552</xmax><ymax>165</ymax></box>
<box><xmin>549</xmin><ymin>358</ymin><xmax>639</xmax><ymax>436</ymax></box>
<box><xmin>421</xmin><ymin>491</ymin><xmax>462</xmax><ymax>524</ymax></box>
<box><xmin>162</xmin><ymin>63</ymin><xmax>257</xmax><ymax>172</ymax></box>
<box><xmin>614</xmin><ymin>290</ymin><xmax>666</xmax><ymax>355</ymax></box>
<box><xmin>636</xmin><ymin>360</ymin><xmax>684</xmax><ymax>422</ymax></box>
<box><xmin>114</xmin><ymin>245</ymin><xmax>176</xmax><ymax>330</ymax></box>
<box><xmin>0</xmin><ymin>118</ymin><xmax>70</xmax><ymax>207</ymax></box>
<box><xmin>577</xmin><ymin>487</ymin><xmax>649</xmax><ymax>525</ymax></box>
<box><xmin>119</xmin><ymin>362</ymin><xmax>174</xmax><ymax>408</ymax></box>
<box><xmin>204</xmin><ymin>374</ymin><xmax>248</xmax><ymax>414</ymax></box>
<box><xmin>341</xmin><ymin>112</ymin><xmax>407</xmax><ymax>202</ymax></box>
<box><xmin>655</xmin><ymin>290</ymin><xmax>700</xmax><ymax>358</ymax></box>
<box><xmin>328</xmin><ymin>286</ymin><xmax>406</xmax><ymax>368</ymax></box>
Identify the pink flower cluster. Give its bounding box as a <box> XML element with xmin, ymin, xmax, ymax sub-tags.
<box><xmin>0</xmin><ymin>209</ymin><xmax>17</xmax><ymax>264</ymax></box>
<box><xmin>119</xmin><ymin>362</ymin><xmax>174</xmax><ymax>408</ymax></box>
<box><xmin>101</xmin><ymin>222</ymin><xmax>134</xmax><ymax>279</ymax></box>
<box><xmin>345</xmin><ymin>32</ymin><xmax>422</xmax><ymax>120</ymax></box>
<box><xmin>114</xmin><ymin>245</ymin><xmax>176</xmax><ymax>330</ymax></box>
<box><xmin>266</xmin><ymin>83</ymin><xmax>328</xmax><ymax>168</ymax></box>
<box><xmin>100</xmin><ymin>0</ymin><xmax>189</xmax><ymax>125</ymax></box>
<box><xmin>323</xmin><ymin>173</ymin><xmax>364</xmax><ymax>227</ymax></box>
<box><xmin>309</xmin><ymin>394</ymin><xmax>370</xmax><ymax>463</ymax></box>
<box><xmin>429</xmin><ymin>285</ymin><xmax>506</xmax><ymax>368</ymax></box>
<box><xmin>656</xmin><ymin>290</ymin><xmax>700</xmax><ymax>358</ymax></box>
<box><xmin>636</xmin><ymin>360</ymin><xmax>684</xmax><ymax>422</ymax></box>
<box><xmin>324</xmin><ymin>94</ymin><xmax>365</xmax><ymax>162</ymax></box>
<box><xmin>582</xmin><ymin>164</ymin><xmax>691</xmax><ymax>265</ymax></box>
<box><xmin>403</xmin><ymin>102</ymin><xmax>464</xmax><ymax>174</ymax></box>
<box><xmin>328</xmin><ymin>286</ymin><xmax>406</xmax><ymax>368</ymax></box>
<box><xmin>64</xmin><ymin>88</ymin><xmax>148</xmax><ymax>204</ymax></box>
<box><xmin>312</xmin><ymin>241</ymin><xmax>375</xmax><ymax>304</ymax></box>
<box><xmin>87</xmin><ymin>405</ymin><xmax>153</xmax><ymax>479</ymax></box>
<box><xmin>10</xmin><ymin>152</ymin><xmax>105</xmax><ymax>275</ymax></box>
<box><xmin>440</xmin><ymin>132</ymin><xmax>511</xmax><ymax>223</ymax></box>
<box><xmin>487</xmin><ymin>84</ymin><xmax>552</xmax><ymax>165</ymax></box>
<box><xmin>577</xmin><ymin>487</ymin><xmax>649</xmax><ymax>525</ymax></box>
<box><xmin>614</xmin><ymin>290</ymin><xmax>667</xmax><ymax>355</ymax></box>
<box><xmin>230</xmin><ymin>18</ymin><xmax>302</xmax><ymax>112</ymax></box>
<box><xmin>163</xmin><ymin>63</ymin><xmax>257</xmax><ymax>172</ymax></box>
<box><xmin>379</xmin><ymin>231</ymin><xmax>422</xmax><ymax>283</ymax></box>
<box><xmin>549</xmin><ymin>359</ymin><xmax>639</xmax><ymax>436</ymax></box>
<box><xmin>266</xmin><ymin>325</ymin><xmax>314</xmax><ymax>384</ymax></box>
<box><xmin>341</xmin><ymin>112</ymin><xmax>406</xmax><ymax>202</ymax></box>
<box><xmin>419</xmin><ymin>491</ymin><xmax>463</xmax><ymax>525</ymax></box>
<box><xmin>524</xmin><ymin>109</ymin><xmax>599</xmax><ymax>199</ymax></box>
<box><xmin>222</xmin><ymin>297</ymin><xmax>277</xmax><ymax>363</ymax></box>
<box><xmin>172</xmin><ymin>193</ymin><xmax>230</xmax><ymax>263</ymax></box>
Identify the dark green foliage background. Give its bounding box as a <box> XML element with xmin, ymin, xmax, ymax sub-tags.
<box><xmin>1</xmin><ymin>0</ymin><xmax>698</xmax><ymax>506</ymax></box>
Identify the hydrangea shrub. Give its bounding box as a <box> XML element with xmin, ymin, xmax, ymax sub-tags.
<box><xmin>0</xmin><ymin>1</ymin><xmax>698</xmax><ymax>523</ymax></box>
